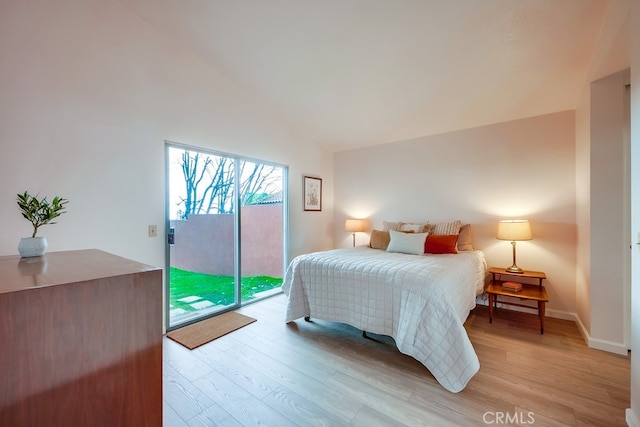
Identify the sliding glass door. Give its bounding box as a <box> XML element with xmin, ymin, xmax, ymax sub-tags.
<box><xmin>165</xmin><ymin>142</ymin><xmax>287</xmax><ymax>330</ymax></box>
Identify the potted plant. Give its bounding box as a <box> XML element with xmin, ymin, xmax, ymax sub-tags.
<box><xmin>16</xmin><ymin>191</ymin><xmax>69</xmax><ymax>257</ymax></box>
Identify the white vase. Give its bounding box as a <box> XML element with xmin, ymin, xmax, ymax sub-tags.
<box><xmin>18</xmin><ymin>237</ymin><xmax>48</xmax><ymax>257</ymax></box>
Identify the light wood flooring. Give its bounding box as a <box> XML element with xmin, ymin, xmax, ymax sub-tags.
<box><xmin>163</xmin><ymin>294</ymin><xmax>630</xmax><ymax>426</ymax></box>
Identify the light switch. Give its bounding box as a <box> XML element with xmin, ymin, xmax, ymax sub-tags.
<box><xmin>148</xmin><ymin>225</ymin><xmax>157</xmax><ymax>237</ymax></box>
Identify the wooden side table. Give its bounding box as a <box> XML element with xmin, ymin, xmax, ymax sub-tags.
<box><xmin>485</xmin><ymin>267</ymin><xmax>549</xmax><ymax>334</ymax></box>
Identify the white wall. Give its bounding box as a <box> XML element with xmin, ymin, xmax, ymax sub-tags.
<box><xmin>627</xmin><ymin>0</ymin><xmax>640</xmax><ymax>424</ymax></box>
<box><xmin>0</xmin><ymin>0</ymin><xmax>335</xmax><ymax>269</ymax></box>
<box><xmin>590</xmin><ymin>69</ymin><xmax>630</xmax><ymax>351</ymax></box>
<box><xmin>575</xmin><ymin>83</ymin><xmax>592</xmax><ymax>335</ymax></box>
<box><xmin>334</xmin><ymin>111</ymin><xmax>577</xmax><ymax>316</ymax></box>
<box><xmin>574</xmin><ymin>0</ymin><xmax>631</xmax><ymax>356</ymax></box>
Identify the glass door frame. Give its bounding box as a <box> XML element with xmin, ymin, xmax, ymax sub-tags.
<box><xmin>164</xmin><ymin>140</ymin><xmax>289</xmax><ymax>331</ymax></box>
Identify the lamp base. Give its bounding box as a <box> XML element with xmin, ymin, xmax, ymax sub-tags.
<box><xmin>505</xmin><ymin>265</ymin><xmax>525</xmax><ymax>274</ymax></box>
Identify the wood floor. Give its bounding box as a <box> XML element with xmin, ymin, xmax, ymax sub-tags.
<box><xmin>163</xmin><ymin>294</ymin><xmax>630</xmax><ymax>426</ymax></box>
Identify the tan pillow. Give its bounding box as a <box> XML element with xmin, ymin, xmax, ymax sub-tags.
<box><xmin>457</xmin><ymin>224</ymin><xmax>474</xmax><ymax>251</ymax></box>
<box><xmin>369</xmin><ymin>229</ymin><xmax>391</xmax><ymax>250</ymax></box>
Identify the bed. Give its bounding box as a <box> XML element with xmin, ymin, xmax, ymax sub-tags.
<box><xmin>282</xmin><ymin>244</ymin><xmax>486</xmax><ymax>393</ymax></box>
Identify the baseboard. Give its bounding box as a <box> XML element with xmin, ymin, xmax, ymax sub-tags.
<box><xmin>627</xmin><ymin>408</ymin><xmax>640</xmax><ymax>427</ymax></box>
<box><xmin>587</xmin><ymin>336</ymin><xmax>629</xmax><ymax>356</ymax></box>
<box><xmin>546</xmin><ymin>308</ymin><xmax>575</xmax><ymax>321</ymax></box>
<box><xmin>475</xmin><ymin>298</ymin><xmax>629</xmax><ymax>356</ymax></box>
<box><xmin>475</xmin><ymin>297</ymin><xmax>573</xmax><ymax>320</ymax></box>
<box><xmin>573</xmin><ymin>312</ymin><xmax>590</xmax><ymax>344</ymax></box>
<box><xmin>573</xmin><ymin>314</ymin><xmax>629</xmax><ymax>356</ymax></box>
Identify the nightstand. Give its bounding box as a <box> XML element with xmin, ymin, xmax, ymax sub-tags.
<box><xmin>485</xmin><ymin>267</ymin><xmax>549</xmax><ymax>334</ymax></box>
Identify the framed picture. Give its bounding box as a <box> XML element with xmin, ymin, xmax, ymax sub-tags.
<box><xmin>303</xmin><ymin>176</ymin><xmax>322</xmax><ymax>211</ymax></box>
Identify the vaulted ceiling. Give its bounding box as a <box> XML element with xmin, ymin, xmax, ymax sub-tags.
<box><xmin>119</xmin><ymin>0</ymin><xmax>610</xmax><ymax>151</ymax></box>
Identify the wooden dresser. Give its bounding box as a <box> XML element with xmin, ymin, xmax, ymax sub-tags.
<box><xmin>0</xmin><ymin>249</ymin><xmax>163</xmax><ymax>426</ymax></box>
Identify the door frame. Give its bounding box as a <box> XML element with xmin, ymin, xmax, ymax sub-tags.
<box><xmin>164</xmin><ymin>140</ymin><xmax>289</xmax><ymax>331</ymax></box>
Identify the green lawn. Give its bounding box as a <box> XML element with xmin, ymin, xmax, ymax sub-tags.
<box><xmin>169</xmin><ymin>267</ymin><xmax>282</xmax><ymax>313</ymax></box>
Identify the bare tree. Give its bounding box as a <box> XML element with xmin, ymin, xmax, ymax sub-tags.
<box><xmin>179</xmin><ymin>151</ymin><xmax>212</xmax><ymax>217</ymax></box>
<box><xmin>176</xmin><ymin>150</ymin><xmax>280</xmax><ymax>218</ymax></box>
<box><xmin>239</xmin><ymin>162</ymin><xmax>279</xmax><ymax>206</ymax></box>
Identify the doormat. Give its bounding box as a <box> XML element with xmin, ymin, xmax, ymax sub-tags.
<box><xmin>167</xmin><ymin>311</ymin><xmax>257</xmax><ymax>350</ymax></box>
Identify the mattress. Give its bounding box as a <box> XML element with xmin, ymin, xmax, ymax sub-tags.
<box><xmin>282</xmin><ymin>246</ymin><xmax>486</xmax><ymax>392</ymax></box>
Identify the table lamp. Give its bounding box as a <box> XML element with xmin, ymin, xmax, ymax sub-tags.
<box><xmin>345</xmin><ymin>219</ymin><xmax>367</xmax><ymax>247</ymax></box>
<box><xmin>497</xmin><ymin>219</ymin><xmax>532</xmax><ymax>273</ymax></box>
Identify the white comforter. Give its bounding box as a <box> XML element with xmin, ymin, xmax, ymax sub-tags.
<box><xmin>282</xmin><ymin>246</ymin><xmax>485</xmax><ymax>393</ymax></box>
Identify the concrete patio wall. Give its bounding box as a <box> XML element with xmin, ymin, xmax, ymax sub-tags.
<box><xmin>169</xmin><ymin>204</ymin><xmax>283</xmax><ymax>277</ymax></box>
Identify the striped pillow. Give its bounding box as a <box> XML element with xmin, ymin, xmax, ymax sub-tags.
<box><xmin>429</xmin><ymin>220</ymin><xmax>462</xmax><ymax>236</ymax></box>
<box><xmin>382</xmin><ymin>221</ymin><xmax>401</xmax><ymax>231</ymax></box>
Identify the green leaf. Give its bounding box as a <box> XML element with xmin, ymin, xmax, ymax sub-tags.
<box><xmin>17</xmin><ymin>191</ymin><xmax>69</xmax><ymax>237</ymax></box>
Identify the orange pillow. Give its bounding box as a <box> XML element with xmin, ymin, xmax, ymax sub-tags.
<box><xmin>425</xmin><ymin>234</ymin><xmax>459</xmax><ymax>254</ymax></box>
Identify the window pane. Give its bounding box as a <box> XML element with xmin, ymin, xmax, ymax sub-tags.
<box><xmin>167</xmin><ymin>147</ymin><xmax>237</xmax><ymax>327</ymax></box>
<box><xmin>239</xmin><ymin>159</ymin><xmax>284</xmax><ymax>303</ymax></box>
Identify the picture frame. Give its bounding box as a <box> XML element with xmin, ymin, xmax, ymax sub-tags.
<box><xmin>303</xmin><ymin>176</ymin><xmax>322</xmax><ymax>211</ymax></box>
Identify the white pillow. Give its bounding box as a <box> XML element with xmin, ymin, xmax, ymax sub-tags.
<box><xmin>399</xmin><ymin>222</ymin><xmax>427</xmax><ymax>233</ymax></box>
<box><xmin>386</xmin><ymin>230</ymin><xmax>428</xmax><ymax>255</ymax></box>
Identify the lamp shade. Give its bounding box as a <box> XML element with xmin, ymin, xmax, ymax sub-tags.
<box><xmin>497</xmin><ymin>220</ymin><xmax>532</xmax><ymax>241</ymax></box>
<box><xmin>345</xmin><ymin>219</ymin><xmax>367</xmax><ymax>232</ymax></box>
